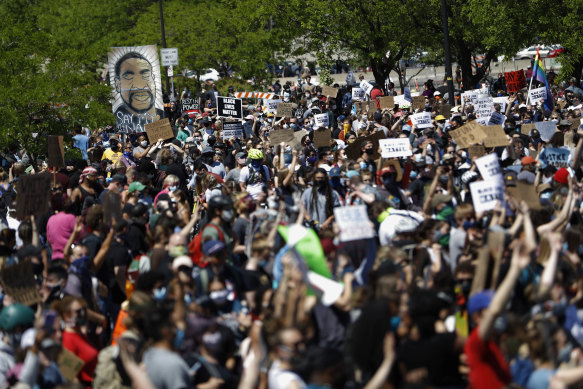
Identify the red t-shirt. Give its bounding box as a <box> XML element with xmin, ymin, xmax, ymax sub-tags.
<box><xmin>62</xmin><ymin>330</ymin><xmax>99</xmax><ymax>384</ymax></box>
<box><xmin>464</xmin><ymin>327</ymin><xmax>511</xmax><ymax>389</ymax></box>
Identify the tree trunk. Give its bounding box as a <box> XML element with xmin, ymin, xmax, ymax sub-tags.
<box><xmin>370</xmin><ymin>57</ymin><xmax>390</xmax><ymax>94</ymax></box>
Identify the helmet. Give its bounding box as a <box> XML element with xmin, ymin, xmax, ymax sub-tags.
<box><xmin>0</xmin><ymin>304</ymin><xmax>35</xmax><ymax>331</ymax></box>
<box><xmin>208</xmin><ymin>195</ymin><xmax>233</xmax><ymax>212</ymax></box>
<box><xmin>248</xmin><ymin>149</ymin><xmax>263</xmax><ymax>160</ymax></box>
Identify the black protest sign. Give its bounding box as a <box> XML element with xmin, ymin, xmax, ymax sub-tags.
<box><xmin>145</xmin><ymin>118</ymin><xmax>175</xmax><ymax>143</ymax></box>
<box><xmin>345</xmin><ymin>131</ymin><xmax>386</xmax><ymax>160</ymax></box>
<box><xmin>16</xmin><ymin>173</ymin><xmax>51</xmax><ymax>219</ymax></box>
<box><xmin>48</xmin><ymin>135</ymin><xmax>65</xmax><ymax>168</ymax></box>
<box><xmin>222</xmin><ymin>121</ymin><xmax>243</xmax><ymax>139</ymax></box>
<box><xmin>217</xmin><ymin>96</ymin><xmax>243</xmax><ymax>119</ymax></box>
<box><xmin>504</xmin><ymin>70</ymin><xmax>526</xmax><ymax>93</ymax></box>
<box><xmin>277</xmin><ymin>103</ymin><xmax>294</xmax><ymax>118</ymax></box>
<box><xmin>181</xmin><ymin>98</ymin><xmax>200</xmax><ymax>117</ymax></box>
<box><xmin>0</xmin><ymin>261</ymin><xmax>42</xmax><ymax>306</ymax></box>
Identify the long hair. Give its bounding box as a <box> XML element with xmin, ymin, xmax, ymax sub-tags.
<box><xmin>310</xmin><ymin>168</ymin><xmax>334</xmax><ymax>220</ymax></box>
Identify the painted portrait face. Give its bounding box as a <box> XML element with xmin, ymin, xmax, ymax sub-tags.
<box><xmin>116</xmin><ymin>57</ymin><xmax>156</xmax><ymax>114</ymax></box>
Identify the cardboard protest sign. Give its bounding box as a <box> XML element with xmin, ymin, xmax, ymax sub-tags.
<box><xmin>521</xmin><ymin>122</ymin><xmax>536</xmax><ymax>135</ymax></box>
<box><xmin>528</xmin><ymin>87</ymin><xmax>547</xmax><ymax>105</ymax></box>
<box><xmin>313</xmin><ymin>129</ymin><xmax>332</xmax><ymax>148</ymax></box>
<box><xmin>352</xmin><ymin>88</ymin><xmax>365</xmax><ymax>101</ymax></box>
<box><xmin>222</xmin><ymin>121</ymin><xmax>243</xmax><ymax>139</ymax></box>
<box><xmin>47</xmin><ymin>135</ymin><xmax>65</xmax><ymax>168</ymax></box>
<box><xmin>504</xmin><ymin>70</ymin><xmax>526</xmax><ymax>93</ymax></box>
<box><xmin>379</xmin><ymin>96</ymin><xmax>394</xmax><ymax>110</ymax></box>
<box><xmin>16</xmin><ymin>173</ymin><xmax>51</xmax><ymax>219</ymax></box>
<box><xmin>367</xmin><ymin>100</ymin><xmax>378</xmax><ymax>117</ymax></box>
<box><xmin>449</xmin><ymin>121</ymin><xmax>487</xmax><ymax>148</ymax></box>
<box><xmin>181</xmin><ymin>98</ymin><xmax>200</xmax><ymax>117</ymax></box>
<box><xmin>470</xmin><ymin>178</ymin><xmax>504</xmax><ymax>213</ymax></box>
<box><xmin>468</xmin><ymin>145</ymin><xmax>486</xmax><ymax>159</ymax></box>
<box><xmin>538</xmin><ymin>147</ymin><xmax>572</xmax><ymax>169</ymax></box>
<box><xmin>145</xmin><ymin>118</ymin><xmax>174</xmax><ymax>143</ymax></box>
<box><xmin>411</xmin><ymin>96</ymin><xmax>425</xmax><ymax>111</ymax></box>
<box><xmin>487</xmin><ymin>112</ymin><xmax>506</xmax><ymax>126</ymax></box>
<box><xmin>103</xmin><ymin>191</ymin><xmax>123</xmax><ymax>224</ymax></box>
<box><xmin>265</xmin><ymin>99</ymin><xmax>281</xmax><ymax>114</ymax></box>
<box><xmin>276</xmin><ymin>103</ymin><xmax>294</xmax><ymax>118</ymax></box>
<box><xmin>360</xmin><ymin>80</ymin><xmax>374</xmax><ymax>96</ymax></box>
<box><xmin>507</xmin><ymin>182</ymin><xmax>541</xmax><ymax>210</ymax></box>
<box><xmin>345</xmin><ymin>131</ymin><xmax>386</xmax><ymax>160</ymax></box>
<box><xmin>321</xmin><ymin>86</ymin><xmax>338</xmax><ymax>98</ymax></box>
<box><xmin>534</xmin><ymin>121</ymin><xmax>557</xmax><ymax>142</ymax></box>
<box><xmin>475</xmin><ymin>153</ymin><xmax>503</xmax><ymax>181</ymax></box>
<box><xmin>334</xmin><ymin>205</ymin><xmax>375</xmax><ymax>242</ymax></box>
<box><xmin>0</xmin><ymin>261</ymin><xmax>42</xmax><ymax>306</ymax></box>
<box><xmin>217</xmin><ymin>96</ymin><xmax>243</xmax><ymax>118</ymax></box>
<box><xmin>58</xmin><ymin>348</ymin><xmax>85</xmax><ymax>382</ymax></box>
<box><xmin>482</xmin><ymin>125</ymin><xmax>508</xmax><ymax>148</ymax></box>
<box><xmin>439</xmin><ymin>104</ymin><xmax>453</xmax><ymax>119</ymax></box>
<box><xmin>314</xmin><ymin>113</ymin><xmax>329</xmax><ymax>128</ymax></box>
<box><xmin>108</xmin><ymin>45</ymin><xmax>163</xmax><ymax>133</ymax></box>
<box><xmin>475</xmin><ymin>96</ymin><xmax>494</xmax><ymax>118</ymax></box>
<box><xmin>353</xmin><ymin>101</ymin><xmax>366</xmax><ymax>113</ymax></box>
<box><xmin>379</xmin><ymin>138</ymin><xmax>412</xmax><ymax>158</ymax></box>
<box><xmin>270</xmin><ymin>129</ymin><xmax>296</xmax><ymax>145</ymax></box>
<box><xmin>411</xmin><ymin>112</ymin><xmax>432</xmax><ymax>128</ymax></box>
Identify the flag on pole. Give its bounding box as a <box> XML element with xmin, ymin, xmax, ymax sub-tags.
<box><xmin>531</xmin><ymin>47</ymin><xmax>554</xmax><ymax>111</ymax></box>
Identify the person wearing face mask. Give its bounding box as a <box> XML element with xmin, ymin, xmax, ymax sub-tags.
<box><xmin>101</xmin><ymin>139</ymin><xmax>123</xmax><ymax>164</ymax></box>
<box><xmin>199</xmin><ymin>195</ymin><xmax>235</xmax><ymax>262</ymax></box>
<box><xmin>301</xmin><ymin>168</ymin><xmax>341</xmax><ymax>229</ymax></box>
<box><xmin>132</xmin><ymin>135</ymin><xmax>151</xmax><ymax>160</ymax></box>
<box><xmin>239</xmin><ymin>149</ymin><xmax>271</xmax><ymax>201</ymax></box>
<box><xmin>360</xmin><ymin>140</ymin><xmax>377</xmax><ymax>177</ymax></box>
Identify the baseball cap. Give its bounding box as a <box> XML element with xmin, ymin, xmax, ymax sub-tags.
<box><xmin>128</xmin><ymin>181</ymin><xmax>146</xmax><ymax>193</ymax></box>
<box><xmin>519</xmin><ymin>103</ymin><xmax>527</xmax><ymax>109</ymax></box>
<box><xmin>329</xmin><ymin>167</ymin><xmax>341</xmax><ymax>178</ymax></box>
<box><xmin>504</xmin><ymin>170</ymin><xmax>517</xmax><ymax>187</ymax></box>
<box><xmin>235</xmin><ymin>152</ymin><xmax>247</xmax><ymax>160</ymax></box>
<box><xmin>203</xmin><ymin>240</ymin><xmax>226</xmax><ymax>256</ymax></box>
<box><xmin>172</xmin><ymin>255</ymin><xmax>194</xmax><ymax>272</ymax></box>
<box><xmin>468</xmin><ymin>290</ymin><xmax>495</xmax><ymax>315</ymax></box>
<box><xmin>521</xmin><ymin>156</ymin><xmax>536</xmax><ymax>166</ymax></box>
<box><xmin>554</xmin><ymin>168</ymin><xmax>569</xmax><ymax>184</ymax></box>
<box><xmin>435</xmin><ymin>115</ymin><xmax>446</xmax><ymax>121</ymax></box>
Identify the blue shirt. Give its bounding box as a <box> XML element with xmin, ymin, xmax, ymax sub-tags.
<box><xmin>73</xmin><ymin>134</ymin><xmax>89</xmax><ymax>160</ymax></box>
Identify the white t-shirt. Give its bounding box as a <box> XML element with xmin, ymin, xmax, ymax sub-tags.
<box><xmin>268</xmin><ymin>361</ymin><xmax>306</xmax><ymax>389</ymax></box>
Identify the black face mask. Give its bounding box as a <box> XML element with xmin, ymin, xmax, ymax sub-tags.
<box><xmin>111</xmin><ymin>145</ymin><xmax>119</xmax><ymax>152</ymax></box>
<box><xmin>314</xmin><ymin>180</ymin><xmax>326</xmax><ymax>189</ymax></box>
<box><xmin>365</xmin><ymin>148</ymin><xmax>374</xmax><ymax>156</ymax></box>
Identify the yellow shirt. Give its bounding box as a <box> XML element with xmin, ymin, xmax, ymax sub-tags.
<box><xmin>101</xmin><ymin>148</ymin><xmax>122</xmax><ymax>164</ymax></box>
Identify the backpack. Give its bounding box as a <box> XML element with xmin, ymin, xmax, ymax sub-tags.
<box><xmin>246</xmin><ymin>164</ymin><xmax>268</xmax><ymax>186</ymax></box>
<box><xmin>188</xmin><ymin>223</ymin><xmax>225</xmax><ymax>268</ymax></box>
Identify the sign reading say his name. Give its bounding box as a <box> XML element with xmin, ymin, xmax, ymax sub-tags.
<box><xmin>504</xmin><ymin>70</ymin><xmax>526</xmax><ymax>93</ymax></box>
<box><xmin>379</xmin><ymin>138</ymin><xmax>412</xmax><ymax>158</ymax></box>
<box><xmin>145</xmin><ymin>118</ymin><xmax>174</xmax><ymax>143</ymax></box>
<box><xmin>411</xmin><ymin>112</ymin><xmax>432</xmax><ymax>128</ymax></box>
<box><xmin>314</xmin><ymin>113</ymin><xmax>329</xmax><ymax>128</ymax></box>
<box><xmin>475</xmin><ymin>153</ymin><xmax>503</xmax><ymax>181</ymax></box>
<box><xmin>538</xmin><ymin>147</ymin><xmax>572</xmax><ymax>169</ymax></box>
<box><xmin>222</xmin><ymin>121</ymin><xmax>243</xmax><ymax>139</ymax></box>
<box><xmin>181</xmin><ymin>98</ymin><xmax>200</xmax><ymax>117</ymax></box>
<box><xmin>334</xmin><ymin>205</ymin><xmax>375</xmax><ymax>242</ymax></box>
<box><xmin>352</xmin><ymin>88</ymin><xmax>365</xmax><ymax>101</ymax></box>
<box><xmin>470</xmin><ymin>178</ymin><xmax>505</xmax><ymax>213</ymax></box>
<box><xmin>276</xmin><ymin>103</ymin><xmax>294</xmax><ymax>117</ymax></box>
<box><xmin>528</xmin><ymin>87</ymin><xmax>547</xmax><ymax>105</ymax></box>
<box><xmin>265</xmin><ymin>99</ymin><xmax>282</xmax><ymax>114</ymax></box>
<box><xmin>487</xmin><ymin>112</ymin><xmax>506</xmax><ymax>126</ymax></box>
<box><xmin>217</xmin><ymin>96</ymin><xmax>243</xmax><ymax>118</ymax></box>
<box><xmin>16</xmin><ymin>173</ymin><xmax>51</xmax><ymax>219</ymax></box>
<box><xmin>379</xmin><ymin>96</ymin><xmax>394</xmax><ymax>110</ymax></box>
<box><xmin>449</xmin><ymin>121</ymin><xmax>487</xmax><ymax>148</ymax></box>
<box><xmin>475</xmin><ymin>96</ymin><xmax>495</xmax><ymax>118</ymax></box>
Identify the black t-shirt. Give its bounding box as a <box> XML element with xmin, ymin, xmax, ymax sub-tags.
<box><xmin>198</xmin><ymin>91</ymin><xmax>211</xmax><ymax>107</ymax></box>
<box><xmin>98</xmin><ymin>238</ymin><xmax>132</xmax><ymax>304</ymax></box>
<box><xmin>82</xmin><ymin>233</ymin><xmax>102</xmax><ymax>260</ymax></box>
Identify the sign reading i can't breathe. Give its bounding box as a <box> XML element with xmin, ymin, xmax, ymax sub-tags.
<box><xmin>217</xmin><ymin>96</ymin><xmax>243</xmax><ymax>119</ymax></box>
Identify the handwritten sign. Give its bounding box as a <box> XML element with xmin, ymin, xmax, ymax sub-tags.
<box><xmin>379</xmin><ymin>138</ymin><xmax>412</xmax><ymax>158</ymax></box>
<box><xmin>314</xmin><ymin>113</ymin><xmax>330</xmax><ymax>128</ymax></box>
<box><xmin>411</xmin><ymin>112</ymin><xmax>432</xmax><ymax>128</ymax></box>
<box><xmin>482</xmin><ymin>125</ymin><xmax>508</xmax><ymax>148</ymax></box>
<box><xmin>528</xmin><ymin>87</ymin><xmax>547</xmax><ymax>105</ymax></box>
<box><xmin>411</xmin><ymin>96</ymin><xmax>425</xmax><ymax>111</ymax></box>
<box><xmin>265</xmin><ymin>99</ymin><xmax>282</xmax><ymax>114</ymax></box>
<box><xmin>352</xmin><ymin>88</ymin><xmax>365</xmax><ymax>101</ymax></box>
<box><xmin>16</xmin><ymin>173</ymin><xmax>51</xmax><ymax>219</ymax></box>
<box><xmin>181</xmin><ymin>98</ymin><xmax>200</xmax><ymax>117</ymax></box>
<box><xmin>334</xmin><ymin>205</ymin><xmax>375</xmax><ymax>242</ymax></box>
<box><xmin>521</xmin><ymin>122</ymin><xmax>536</xmax><ymax>136</ymax></box>
<box><xmin>360</xmin><ymin>80</ymin><xmax>374</xmax><ymax>96</ymax></box>
<box><xmin>538</xmin><ymin>147</ymin><xmax>572</xmax><ymax>169</ymax></box>
<box><xmin>468</xmin><ymin>145</ymin><xmax>486</xmax><ymax>159</ymax></box>
<box><xmin>440</xmin><ymin>104</ymin><xmax>453</xmax><ymax>119</ymax></box>
<box><xmin>313</xmin><ymin>129</ymin><xmax>332</xmax><ymax>148</ymax></box>
<box><xmin>222</xmin><ymin>121</ymin><xmax>243</xmax><ymax>139</ymax></box>
<box><xmin>470</xmin><ymin>178</ymin><xmax>505</xmax><ymax>213</ymax></box>
<box><xmin>475</xmin><ymin>153</ymin><xmax>503</xmax><ymax>182</ymax></box>
<box><xmin>145</xmin><ymin>118</ymin><xmax>174</xmax><ymax>143</ymax></box>
<box><xmin>276</xmin><ymin>102</ymin><xmax>294</xmax><ymax>117</ymax></box>
<box><xmin>379</xmin><ymin>96</ymin><xmax>395</xmax><ymax>110</ymax></box>
<box><xmin>449</xmin><ymin>121</ymin><xmax>487</xmax><ymax>148</ymax></box>
<box><xmin>487</xmin><ymin>112</ymin><xmax>506</xmax><ymax>126</ymax></box>
<box><xmin>475</xmin><ymin>96</ymin><xmax>494</xmax><ymax>118</ymax></box>
<box><xmin>492</xmin><ymin>96</ymin><xmax>508</xmax><ymax>113</ymax></box>
<box><xmin>345</xmin><ymin>131</ymin><xmax>386</xmax><ymax>160</ymax></box>
<box><xmin>58</xmin><ymin>348</ymin><xmax>85</xmax><ymax>382</ymax></box>
<box><xmin>403</xmin><ymin>87</ymin><xmax>412</xmax><ymax>102</ymax></box>
<box><xmin>270</xmin><ymin>129</ymin><xmax>296</xmax><ymax>145</ymax></box>
<box><xmin>321</xmin><ymin>86</ymin><xmax>338</xmax><ymax>98</ymax></box>
<box><xmin>505</xmin><ymin>70</ymin><xmax>526</xmax><ymax>93</ymax></box>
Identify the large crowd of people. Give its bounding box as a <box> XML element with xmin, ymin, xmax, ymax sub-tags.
<box><xmin>0</xmin><ymin>72</ymin><xmax>582</xmax><ymax>389</ymax></box>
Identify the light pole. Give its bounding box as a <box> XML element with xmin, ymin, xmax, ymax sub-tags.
<box><xmin>441</xmin><ymin>0</ymin><xmax>455</xmax><ymax>105</ymax></box>
<box><xmin>158</xmin><ymin>0</ymin><xmax>170</xmax><ymax>95</ymax></box>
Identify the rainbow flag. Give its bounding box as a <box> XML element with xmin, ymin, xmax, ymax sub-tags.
<box><xmin>531</xmin><ymin>47</ymin><xmax>554</xmax><ymax>111</ymax></box>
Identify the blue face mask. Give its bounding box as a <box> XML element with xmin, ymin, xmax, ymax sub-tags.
<box><xmin>290</xmin><ymin>123</ymin><xmax>297</xmax><ymax>129</ymax></box>
<box><xmin>153</xmin><ymin>287</ymin><xmax>167</xmax><ymax>302</ymax></box>
<box><xmin>410</xmin><ymin>170</ymin><xmax>418</xmax><ymax>179</ymax></box>
<box><xmin>251</xmin><ymin>159</ymin><xmax>262</xmax><ymax>168</ymax></box>
<box><xmin>123</xmin><ymin>151</ymin><xmax>132</xmax><ymax>159</ymax></box>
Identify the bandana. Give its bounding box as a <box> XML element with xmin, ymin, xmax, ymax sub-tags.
<box><xmin>79</xmin><ymin>167</ymin><xmax>97</xmax><ymax>184</ymax></box>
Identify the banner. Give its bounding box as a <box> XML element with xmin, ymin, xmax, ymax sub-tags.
<box><xmin>314</xmin><ymin>113</ymin><xmax>329</xmax><ymax>128</ymax></box>
<box><xmin>181</xmin><ymin>98</ymin><xmax>200</xmax><ymax>117</ymax></box>
<box><xmin>217</xmin><ymin>96</ymin><xmax>243</xmax><ymax>118</ymax></box>
<box><xmin>108</xmin><ymin>45</ymin><xmax>164</xmax><ymax>133</ymax></box>
<box><xmin>379</xmin><ymin>138</ymin><xmax>412</xmax><ymax>158</ymax></box>
<box><xmin>538</xmin><ymin>147</ymin><xmax>572</xmax><ymax>169</ymax></box>
<box><xmin>470</xmin><ymin>178</ymin><xmax>504</xmax><ymax>213</ymax></box>
<box><xmin>528</xmin><ymin>86</ymin><xmax>547</xmax><ymax>105</ymax></box>
<box><xmin>411</xmin><ymin>112</ymin><xmax>432</xmax><ymax>128</ymax></box>
<box><xmin>333</xmin><ymin>205</ymin><xmax>375</xmax><ymax>242</ymax></box>
<box><xmin>222</xmin><ymin>121</ymin><xmax>243</xmax><ymax>139</ymax></box>
<box><xmin>475</xmin><ymin>153</ymin><xmax>503</xmax><ymax>182</ymax></box>
<box><xmin>504</xmin><ymin>70</ymin><xmax>526</xmax><ymax>93</ymax></box>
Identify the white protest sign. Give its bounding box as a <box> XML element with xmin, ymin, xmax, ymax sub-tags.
<box><xmin>475</xmin><ymin>96</ymin><xmax>495</xmax><ymax>118</ymax></box>
<box><xmin>394</xmin><ymin>95</ymin><xmax>411</xmax><ymax>108</ymax></box>
<box><xmin>379</xmin><ymin>138</ymin><xmax>412</xmax><ymax>159</ymax></box>
<box><xmin>475</xmin><ymin>153</ymin><xmax>503</xmax><ymax>182</ymax></box>
<box><xmin>160</xmin><ymin>48</ymin><xmax>179</xmax><ymax>66</ymax></box>
<box><xmin>333</xmin><ymin>205</ymin><xmax>375</xmax><ymax>242</ymax></box>
<box><xmin>529</xmin><ymin>87</ymin><xmax>547</xmax><ymax>105</ymax></box>
<box><xmin>352</xmin><ymin>88</ymin><xmax>365</xmax><ymax>101</ymax></box>
<box><xmin>412</xmin><ymin>112</ymin><xmax>432</xmax><ymax>128</ymax></box>
<box><xmin>360</xmin><ymin>80</ymin><xmax>374</xmax><ymax>96</ymax></box>
<box><xmin>314</xmin><ymin>113</ymin><xmax>329</xmax><ymax>128</ymax></box>
<box><xmin>534</xmin><ymin>121</ymin><xmax>557</xmax><ymax>142</ymax></box>
<box><xmin>265</xmin><ymin>99</ymin><xmax>282</xmax><ymax>114</ymax></box>
<box><xmin>462</xmin><ymin>89</ymin><xmax>481</xmax><ymax>105</ymax></box>
<box><xmin>476</xmin><ymin>116</ymin><xmax>490</xmax><ymax>126</ymax></box>
<box><xmin>469</xmin><ymin>179</ymin><xmax>505</xmax><ymax>213</ymax></box>
<box><xmin>488</xmin><ymin>112</ymin><xmax>506</xmax><ymax>126</ymax></box>
<box><xmin>493</xmin><ymin>97</ymin><xmax>508</xmax><ymax>113</ymax></box>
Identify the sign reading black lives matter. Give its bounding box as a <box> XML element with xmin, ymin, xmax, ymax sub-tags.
<box><xmin>217</xmin><ymin>96</ymin><xmax>243</xmax><ymax>119</ymax></box>
<box><xmin>223</xmin><ymin>122</ymin><xmax>243</xmax><ymax>139</ymax></box>
<box><xmin>108</xmin><ymin>45</ymin><xmax>164</xmax><ymax>133</ymax></box>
